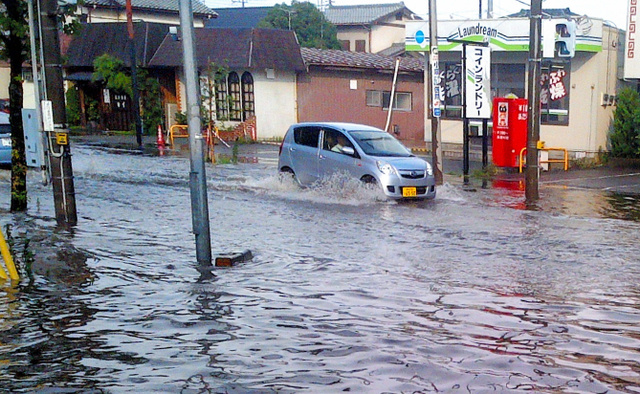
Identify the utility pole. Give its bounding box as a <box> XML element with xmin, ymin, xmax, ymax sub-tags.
<box><xmin>126</xmin><ymin>0</ymin><xmax>144</xmax><ymax>148</ymax></box>
<box><xmin>487</xmin><ymin>0</ymin><xmax>493</xmax><ymax>19</ymax></box>
<box><xmin>479</xmin><ymin>0</ymin><xmax>482</xmax><ymax>19</ymax></box>
<box><xmin>179</xmin><ymin>0</ymin><xmax>212</xmax><ymax>265</ymax></box>
<box><xmin>428</xmin><ymin>0</ymin><xmax>443</xmax><ymax>185</ymax></box>
<box><xmin>526</xmin><ymin>0</ymin><xmax>542</xmax><ymax>202</ymax></box>
<box><xmin>41</xmin><ymin>0</ymin><xmax>78</xmax><ymax>226</ymax></box>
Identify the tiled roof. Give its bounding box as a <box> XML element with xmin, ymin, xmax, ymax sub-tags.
<box><xmin>301</xmin><ymin>47</ymin><xmax>423</xmax><ymax>73</ymax></box>
<box><xmin>83</xmin><ymin>0</ymin><xmax>215</xmax><ymax>16</ymax></box>
<box><xmin>507</xmin><ymin>8</ymin><xmax>579</xmax><ymax>19</ymax></box>
<box><xmin>323</xmin><ymin>2</ymin><xmax>412</xmax><ymax>25</ymax></box>
<box><xmin>65</xmin><ymin>22</ymin><xmax>170</xmax><ymax>67</ymax></box>
<box><xmin>148</xmin><ymin>28</ymin><xmax>306</xmax><ymax>71</ymax></box>
<box><xmin>205</xmin><ymin>7</ymin><xmax>271</xmax><ymax>28</ymax></box>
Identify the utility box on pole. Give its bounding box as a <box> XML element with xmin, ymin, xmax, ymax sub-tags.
<box><xmin>22</xmin><ymin>108</ymin><xmax>43</xmax><ymax>168</ymax></box>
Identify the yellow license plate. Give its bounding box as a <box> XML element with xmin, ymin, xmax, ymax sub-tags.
<box><xmin>402</xmin><ymin>187</ymin><xmax>417</xmax><ymax>197</ymax></box>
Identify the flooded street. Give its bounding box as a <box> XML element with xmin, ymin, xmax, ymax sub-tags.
<box><xmin>1</xmin><ymin>142</ymin><xmax>640</xmax><ymax>393</ymax></box>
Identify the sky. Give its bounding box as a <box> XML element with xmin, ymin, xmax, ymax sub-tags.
<box><xmin>203</xmin><ymin>0</ymin><xmax>630</xmax><ymax>30</ymax></box>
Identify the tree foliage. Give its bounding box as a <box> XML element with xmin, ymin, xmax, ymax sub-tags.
<box><xmin>0</xmin><ymin>0</ymin><xmax>29</xmax><ymax>211</ymax></box>
<box><xmin>611</xmin><ymin>88</ymin><xmax>640</xmax><ymax>158</ymax></box>
<box><xmin>258</xmin><ymin>1</ymin><xmax>341</xmax><ymax>50</ymax></box>
<box><xmin>93</xmin><ymin>54</ymin><xmax>163</xmax><ymax>134</ymax></box>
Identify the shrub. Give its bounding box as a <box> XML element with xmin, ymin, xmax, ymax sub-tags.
<box><xmin>610</xmin><ymin>88</ymin><xmax>640</xmax><ymax>158</ymax></box>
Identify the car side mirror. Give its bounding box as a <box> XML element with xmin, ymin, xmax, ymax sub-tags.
<box><xmin>341</xmin><ymin>146</ymin><xmax>355</xmax><ymax>156</ymax></box>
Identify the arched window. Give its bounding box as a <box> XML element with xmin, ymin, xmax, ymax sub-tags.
<box><xmin>228</xmin><ymin>72</ymin><xmax>241</xmax><ymax>121</ymax></box>
<box><xmin>241</xmin><ymin>72</ymin><xmax>255</xmax><ymax>120</ymax></box>
<box><xmin>215</xmin><ymin>72</ymin><xmax>228</xmax><ymax>121</ymax></box>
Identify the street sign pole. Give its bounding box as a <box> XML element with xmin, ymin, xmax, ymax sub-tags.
<box><xmin>526</xmin><ymin>0</ymin><xmax>543</xmax><ymax>202</ymax></box>
<box><xmin>179</xmin><ymin>0</ymin><xmax>212</xmax><ymax>265</ymax></box>
<box><xmin>428</xmin><ymin>0</ymin><xmax>443</xmax><ymax>185</ymax></box>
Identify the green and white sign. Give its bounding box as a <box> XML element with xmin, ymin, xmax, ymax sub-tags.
<box><xmin>406</xmin><ymin>18</ymin><xmax>602</xmax><ymax>53</ymax></box>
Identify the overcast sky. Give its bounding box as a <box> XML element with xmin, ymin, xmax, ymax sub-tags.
<box><xmin>204</xmin><ymin>0</ymin><xmax>630</xmax><ymax>30</ymax></box>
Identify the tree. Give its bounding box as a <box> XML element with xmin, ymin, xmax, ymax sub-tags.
<box><xmin>93</xmin><ymin>53</ymin><xmax>163</xmax><ymax>134</ymax></box>
<box><xmin>258</xmin><ymin>1</ymin><xmax>342</xmax><ymax>50</ymax></box>
<box><xmin>0</xmin><ymin>0</ymin><xmax>29</xmax><ymax>211</ymax></box>
<box><xmin>611</xmin><ymin>88</ymin><xmax>640</xmax><ymax>158</ymax></box>
<box><xmin>0</xmin><ymin>0</ymin><xmax>80</xmax><ymax>212</ymax></box>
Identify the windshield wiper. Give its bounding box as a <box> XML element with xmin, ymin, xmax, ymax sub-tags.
<box><xmin>358</xmin><ymin>137</ymin><xmax>385</xmax><ymax>142</ymax></box>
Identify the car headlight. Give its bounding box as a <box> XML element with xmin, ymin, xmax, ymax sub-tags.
<box><xmin>426</xmin><ymin>162</ymin><xmax>433</xmax><ymax>176</ymax></box>
<box><xmin>376</xmin><ymin>161</ymin><xmax>397</xmax><ymax>175</ymax></box>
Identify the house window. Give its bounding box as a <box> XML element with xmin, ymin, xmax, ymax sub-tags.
<box><xmin>383</xmin><ymin>92</ymin><xmax>412</xmax><ymax>111</ymax></box>
<box><xmin>366</xmin><ymin>90</ymin><xmax>382</xmax><ymax>107</ymax></box>
<box><xmin>355</xmin><ymin>40</ymin><xmax>366</xmax><ymax>53</ymax></box>
<box><xmin>214</xmin><ymin>71</ymin><xmax>255</xmax><ymax>122</ymax></box>
<box><xmin>215</xmin><ymin>72</ymin><xmax>229</xmax><ymax>121</ymax></box>
<box><xmin>340</xmin><ymin>40</ymin><xmax>350</xmax><ymax>51</ymax></box>
<box><xmin>228</xmin><ymin>72</ymin><xmax>242</xmax><ymax>121</ymax></box>
<box><xmin>241</xmin><ymin>72</ymin><xmax>255</xmax><ymax>120</ymax></box>
<box><xmin>366</xmin><ymin>90</ymin><xmax>412</xmax><ymax>111</ymax></box>
<box><xmin>541</xmin><ymin>62</ymin><xmax>570</xmax><ymax>125</ymax></box>
<box><xmin>491</xmin><ymin>64</ymin><xmax>525</xmax><ymax>99</ymax></box>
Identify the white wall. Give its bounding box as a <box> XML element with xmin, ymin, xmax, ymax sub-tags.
<box><xmin>254</xmin><ymin>69</ymin><xmax>297</xmax><ymax>139</ymax></box>
<box><xmin>175</xmin><ymin>68</ymin><xmax>297</xmax><ymax>140</ymax></box>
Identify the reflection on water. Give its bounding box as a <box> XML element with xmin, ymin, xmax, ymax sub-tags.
<box><xmin>0</xmin><ymin>145</ymin><xmax>639</xmax><ymax>392</ymax></box>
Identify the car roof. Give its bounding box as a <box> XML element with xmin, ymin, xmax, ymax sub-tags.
<box><xmin>292</xmin><ymin>122</ymin><xmax>384</xmax><ymax>132</ymax></box>
<box><xmin>0</xmin><ymin>112</ymin><xmax>9</xmax><ymax>125</ymax></box>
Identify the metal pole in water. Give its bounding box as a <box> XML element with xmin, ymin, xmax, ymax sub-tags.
<box><xmin>179</xmin><ymin>0</ymin><xmax>212</xmax><ymax>265</ymax></box>
<box><xmin>526</xmin><ymin>0</ymin><xmax>542</xmax><ymax>202</ymax></box>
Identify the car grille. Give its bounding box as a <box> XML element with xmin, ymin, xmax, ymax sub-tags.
<box><xmin>399</xmin><ymin>170</ymin><xmax>425</xmax><ymax>179</ymax></box>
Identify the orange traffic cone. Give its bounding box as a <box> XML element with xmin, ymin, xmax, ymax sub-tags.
<box><xmin>157</xmin><ymin>125</ymin><xmax>166</xmax><ymax>148</ymax></box>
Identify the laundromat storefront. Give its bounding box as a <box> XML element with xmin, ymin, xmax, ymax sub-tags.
<box><xmin>405</xmin><ymin>17</ymin><xmax>626</xmax><ymax>156</ymax></box>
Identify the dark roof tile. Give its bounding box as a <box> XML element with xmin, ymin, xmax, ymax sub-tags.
<box><xmin>84</xmin><ymin>0</ymin><xmax>215</xmax><ymax>16</ymax></box>
<box><xmin>205</xmin><ymin>7</ymin><xmax>271</xmax><ymax>28</ymax></box>
<box><xmin>148</xmin><ymin>28</ymin><xmax>306</xmax><ymax>71</ymax></box>
<box><xmin>301</xmin><ymin>47</ymin><xmax>423</xmax><ymax>73</ymax></box>
<box><xmin>324</xmin><ymin>2</ymin><xmax>414</xmax><ymax>25</ymax></box>
<box><xmin>65</xmin><ymin>22</ymin><xmax>170</xmax><ymax>67</ymax></box>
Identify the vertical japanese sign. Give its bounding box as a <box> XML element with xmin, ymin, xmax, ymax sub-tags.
<box><xmin>625</xmin><ymin>0</ymin><xmax>640</xmax><ymax>79</ymax></box>
<box><xmin>430</xmin><ymin>47</ymin><xmax>443</xmax><ymax>117</ymax></box>
<box><xmin>464</xmin><ymin>46</ymin><xmax>491</xmax><ymax>119</ymax></box>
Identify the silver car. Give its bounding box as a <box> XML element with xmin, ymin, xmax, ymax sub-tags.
<box><xmin>278</xmin><ymin>122</ymin><xmax>436</xmax><ymax>199</ymax></box>
<box><xmin>0</xmin><ymin>112</ymin><xmax>11</xmax><ymax>166</ymax></box>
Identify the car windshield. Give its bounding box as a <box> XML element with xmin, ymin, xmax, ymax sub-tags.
<box><xmin>349</xmin><ymin>131</ymin><xmax>413</xmax><ymax>157</ymax></box>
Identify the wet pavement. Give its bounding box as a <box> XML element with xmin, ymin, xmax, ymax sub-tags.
<box><xmin>0</xmin><ymin>135</ymin><xmax>639</xmax><ymax>392</ymax></box>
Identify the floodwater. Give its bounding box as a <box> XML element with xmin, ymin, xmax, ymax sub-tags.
<box><xmin>1</xmin><ymin>143</ymin><xmax>640</xmax><ymax>393</ymax></box>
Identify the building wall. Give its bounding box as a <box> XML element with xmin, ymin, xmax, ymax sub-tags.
<box><xmin>174</xmin><ymin>68</ymin><xmax>298</xmax><ymax>140</ymax></box>
<box><xmin>336</xmin><ymin>26</ymin><xmax>369</xmax><ymax>52</ymax></box>
<box><xmin>369</xmin><ymin>18</ymin><xmax>413</xmax><ymax>54</ymax></box>
<box><xmin>337</xmin><ymin>15</ymin><xmax>413</xmax><ymax>53</ymax></box>
<box><xmin>253</xmin><ymin>69</ymin><xmax>298</xmax><ymax>139</ymax></box>
<box><xmin>297</xmin><ymin>68</ymin><xmax>425</xmax><ymax>145</ymax></box>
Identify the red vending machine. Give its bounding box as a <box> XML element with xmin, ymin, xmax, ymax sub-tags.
<box><xmin>492</xmin><ymin>97</ymin><xmax>528</xmax><ymax>167</ymax></box>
